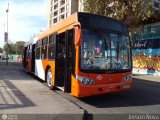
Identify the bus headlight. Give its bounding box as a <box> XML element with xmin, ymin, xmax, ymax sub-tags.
<box><xmin>122</xmin><ymin>74</ymin><xmax>132</xmax><ymax>82</ymax></box>
<box><xmin>76</xmin><ymin>75</ymin><xmax>95</xmax><ymax>85</ymax></box>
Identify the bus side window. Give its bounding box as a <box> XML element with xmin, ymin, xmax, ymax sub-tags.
<box><xmin>57</xmin><ymin>33</ymin><xmax>65</xmax><ymax>59</ymax></box>
<box><xmin>35</xmin><ymin>41</ymin><xmax>41</xmax><ymax>59</ymax></box>
<box><xmin>41</xmin><ymin>37</ymin><xmax>48</xmax><ymax>60</ymax></box>
<box><xmin>48</xmin><ymin>33</ymin><xmax>56</xmax><ymax>60</ymax></box>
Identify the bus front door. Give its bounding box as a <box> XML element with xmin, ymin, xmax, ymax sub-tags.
<box><xmin>64</xmin><ymin>30</ymin><xmax>74</xmax><ymax>93</ymax></box>
<box><xmin>55</xmin><ymin>30</ymin><xmax>74</xmax><ymax>93</ymax></box>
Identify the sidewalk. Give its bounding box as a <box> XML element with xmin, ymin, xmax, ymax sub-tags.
<box><xmin>0</xmin><ymin>61</ymin><xmax>84</xmax><ymax>120</ymax></box>
<box><xmin>132</xmin><ymin>74</ymin><xmax>160</xmax><ymax>83</ymax></box>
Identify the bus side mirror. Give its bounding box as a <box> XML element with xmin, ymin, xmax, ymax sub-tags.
<box><xmin>75</xmin><ymin>29</ymin><xmax>81</xmax><ymax>46</ymax></box>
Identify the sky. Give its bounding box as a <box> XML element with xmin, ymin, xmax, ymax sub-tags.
<box><xmin>0</xmin><ymin>0</ymin><xmax>48</xmax><ymax>48</ymax></box>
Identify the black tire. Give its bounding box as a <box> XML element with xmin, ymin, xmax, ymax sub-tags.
<box><xmin>46</xmin><ymin>68</ymin><xmax>55</xmax><ymax>89</ymax></box>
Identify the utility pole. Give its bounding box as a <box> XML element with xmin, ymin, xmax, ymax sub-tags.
<box><xmin>3</xmin><ymin>23</ymin><xmax>5</xmax><ymax>59</ymax></box>
<box><xmin>6</xmin><ymin>3</ymin><xmax>9</xmax><ymax>65</ymax></box>
<box><xmin>3</xmin><ymin>23</ymin><xmax>5</xmax><ymax>33</ymax></box>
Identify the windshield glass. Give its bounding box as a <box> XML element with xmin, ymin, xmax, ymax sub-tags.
<box><xmin>80</xmin><ymin>29</ymin><xmax>131</xmax><ymax>71</ymax></box>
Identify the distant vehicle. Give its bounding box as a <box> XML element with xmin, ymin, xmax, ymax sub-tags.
<box><xmin>1</xmin><ymin>56</ymin><xmax>9</xmax><ymax>60</ymax></box>
<box><xmin>22</xmin><ymin>12</ymin><xmax>132</xmax><ymax>97</ymax></box>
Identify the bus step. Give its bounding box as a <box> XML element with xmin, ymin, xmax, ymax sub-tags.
<box><xmin>56</xmin><ymin>86</ymin><xmax>64</xmax><ymax>91</ymax></box>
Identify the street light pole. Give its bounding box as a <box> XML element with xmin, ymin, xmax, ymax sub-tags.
<box><xmin>6</xmin><ymin>3</ymin><xmax>9</xmax><ymax>65</ymax></box>
<box><xmin>3</xmin><ymin>23</ymin><xmax>5</xmax><ymax>33</ymax></box>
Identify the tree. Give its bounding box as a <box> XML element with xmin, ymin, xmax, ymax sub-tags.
<box><xmin>3</xmin><ymin>41</ymin><xmax>25</xmax><ymax>55</ymax></box>
<box><xmin>15</xmin><ymin>41</ymin><xmax>25</xmax><ymax>54</ymax></box>
<box><xmin>84</xmin><ymin>0</ymin><xmax>153</xmax><ymax>29</ymax></box>
<box><xmin>0</xmin><ymin>47</ymin><xmax>3</xmax><ymax>53</ymax></box>
<box><xmin>3</xmin><ymin>43</ymin><xmax>15</xmax><ymax>54</ymax></box>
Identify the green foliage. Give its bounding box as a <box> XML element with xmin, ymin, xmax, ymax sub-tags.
<box><xmin>84</xmin><ymin>0</ymin><xmax>153</xmax><ymax>28</ymax></box>
<box><xmin>15</xmin><ymin>41</ymin><xmax>25</xmax><ymax>54</ymax></box>
<box><xmin>3</xmin><ymin>41</ymin><xmax>25</xmax><ymax>54</ymax></box>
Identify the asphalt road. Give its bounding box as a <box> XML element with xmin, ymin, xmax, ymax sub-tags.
<box><xmin>0</xmin><ymin>61</ymin><xmax>160</xmax><ymax>120</ymax></box>
<box><xmin>55</xmin><ymin>74</ymin><xmax>160</xmax><ymax>119</ymax></box>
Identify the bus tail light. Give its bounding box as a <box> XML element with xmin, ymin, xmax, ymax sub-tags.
<box><xmin>76</xmin><ymin>75</ymin><xmax>95</xmax><ymax>85</ymax></box>
<box><xmin>121</xmin><ymin>74</ymin><xmax>132</xmax><ymax>82</ymax></box>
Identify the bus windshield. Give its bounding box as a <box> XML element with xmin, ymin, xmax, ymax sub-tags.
<box><xmin>80</xmin><ymin>29</ymin><xmax>131</xmax><ymax>71</ymax></box>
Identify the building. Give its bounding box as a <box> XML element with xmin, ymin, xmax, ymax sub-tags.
<box><xmin>132</xmin><ymin>0</ymin><xmax>160</xmax><ymax>41</ymax></box>
<box><xmin>48</xmin><ymin>0</ymin><xmax>84</xmax><ymax>28</ymax></box>
<box><xmin>152</xmin><ymin>0</ymin><xmax>160</xmax><ymax>12</ymax></box>
<box><xmin>132</xmin><ymin>0</ymin><xmax>160</xmax><ymax>75</ymax></box>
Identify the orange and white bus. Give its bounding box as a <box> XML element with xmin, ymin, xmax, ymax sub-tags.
<box><xmin>23</xmin><ymin>12</ymin><xmax>132</xmax><ymax>97</ymax></box>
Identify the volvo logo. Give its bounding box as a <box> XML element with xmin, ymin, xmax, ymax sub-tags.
<box><xmin>96</xmin><ymin>75</ymin><xmax>102</xmax><ymax>80</ymax></box>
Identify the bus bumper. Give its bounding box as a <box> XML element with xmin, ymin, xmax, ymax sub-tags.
<box><xmin>74</xmin><ymin>81</ymin><xmax>132</xmax><ymax>97</ymax></box>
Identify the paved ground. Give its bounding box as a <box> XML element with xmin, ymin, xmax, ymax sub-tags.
<box><xmin>132</xmin><ymin>74</ymin><xmax>160</xmax><ymax>83</ymax></box>
<box><xmin>57</xmin><ymin>75</ymin><xmax>160</xmax><ymax>113</ymax></box>
<box><xmin>54</xmin><ymin>70</ymin><xmax>160</xmax><ymax>119</ymax></box>
<box><xmin>0</xmin><ymin>60</ymin><xmax>84</xmax><ymax>120</ymax></box>
<box><xmin>0</xmin><ymin>60</ymin><xmax>160</xmax><ymax>120</ymax></box>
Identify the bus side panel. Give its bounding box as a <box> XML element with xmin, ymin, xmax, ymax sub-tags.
<box><xmin>41</xmin><ymin>60</ymin><xmax>55</xmax><ymax>84</ymax></box>
<box><xmin>35</xmin><ymin>59</ymin><xmax>45</xmax><ymax>80</ymax></box>
<box><xmin>34</xmin><ymin>59</ymin><xmax>56</xmax><ymax>85</ymax></box>
<box><xmin>71</xmin><ymin>75</ymin><xmax>80</xmax><ymax>97</ymax></box>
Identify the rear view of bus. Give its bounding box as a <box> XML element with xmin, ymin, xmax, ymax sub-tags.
<box><xmin>72</xmin><ymin>13</ymin><xmax>132</xmax><ymax>97</ymax></box>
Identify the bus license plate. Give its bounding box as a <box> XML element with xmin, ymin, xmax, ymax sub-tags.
<box><xmin>123</xmin><ymin>85</ymin><xmax>129</xmax><ymax>89</ymax></box>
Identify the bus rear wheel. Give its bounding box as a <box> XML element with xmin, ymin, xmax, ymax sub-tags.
<box><xmin>46</xmin><ymin>68</ymin><xmax>55</xmax><ymax>89</ymax></box>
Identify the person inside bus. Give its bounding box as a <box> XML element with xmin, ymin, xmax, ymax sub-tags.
<box><xmin>83</xmin><ymin>51</ymin><xmax>94</xmax><ymax>65</ymax></box>
<box><xmin>95</xmin><ymin>39</ymin><xmax>105</xmax><ymax>57</ymax></box>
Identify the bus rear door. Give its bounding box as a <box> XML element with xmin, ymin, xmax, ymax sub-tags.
<box><xmin>31</xmin><ymin>44</ymin><xmax>35</xmax><ymax>73</ymax></box>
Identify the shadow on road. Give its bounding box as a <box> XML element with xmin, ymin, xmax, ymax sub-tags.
<box><xmin>0</xmin><ymin>61</ymin><xmax>36</xmax><ymax>110</ymax></box>
<box><xmin>80</xmin><ymin>79</ymin><xmax>160</xmax><ymax>108</ymax></box>
<box><xmin>0</xmin><ymin>80</ymin><xmax>35</xmax><ymax>110</ymax></box>
<box><xmin>0</xmin><ymin>61</ymin><xmax>36</xmax><ymax>81</ymax></box>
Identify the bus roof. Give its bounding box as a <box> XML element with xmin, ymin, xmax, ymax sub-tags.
<box><xmin>78</xmin><ymin>12</ymin><xmax>128</xmax><ymax>35</ymax></box>
<box><xmin>36</xmin><ymin>12</ymin><xmax>79</xmax><ymax>40</ymax></box>
<box><xmin>36</xmin><ymin>12</ymin><xmax>128</xmax><ymax>41</ymax></box>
